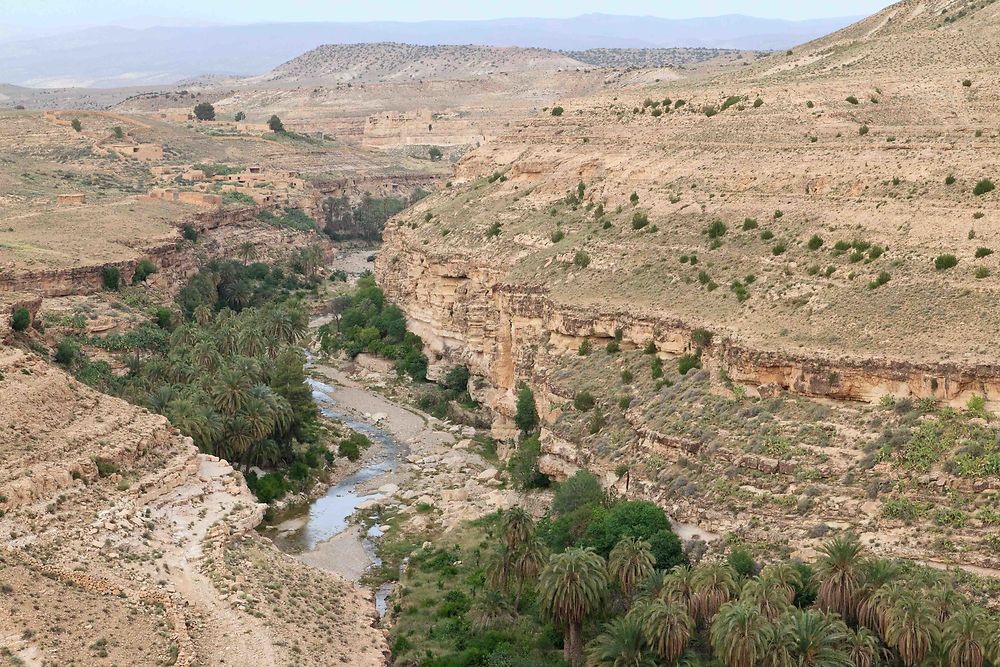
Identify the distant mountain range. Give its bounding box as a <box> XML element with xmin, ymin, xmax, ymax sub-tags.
<box><xmin>0</xmin><ymin>13</ymin><xmax>860</xmax><ymax>88</ymax></box>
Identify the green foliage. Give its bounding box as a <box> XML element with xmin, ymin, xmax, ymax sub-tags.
<box><xmin>551</xmin><ymin>106</ymin><xmax>564</xmax><ymax>116</ymax></box>
<box><xmin>112</xmin><ymin>126</ymin><xmax>124</xmax><ymax>139</ymax></box>
<box><xmin>632</xmin><ymin>212</ymin><xmax>649</xmax><ymax>230</ymax></box>
<box><xmin>267</xmin><ymin>114</ymin><xmax>285</xmax><ymax>132</ymax></box>
<box><xmin>807</xmin><ymin>235</ymin><xmax>824</xmax><ymax>250</ymax></box>
<box><xmin>338</xmin><ymin>432</ymin><xmax>372</xmax><ymax>461</ymax></box>
<box><xmin>234</xmin><ymin>111</ymin><xmax>246</xmax><ymax>121</ymax></box>
<box><xmin>508</xmin><ymin>435</ymin><xmax>549</xmax><ymax>490</ymax></box>
<box><xmin>934</xmin><ymin>254</ymin><xmax>958</xmax><ymax>270</ymax></box>
<box><xmin>973</xmin><ymin>179</ymin><xmax>995</xmax><ymax>196</ymax></box>
<box><xmin>727</xmin><ymin>547</ymin><xmax>756</xmax><ymax>577</ymax></box>
<box><xmin>429</xmin><ymin>146</ymin><xmax>443</xmax><ymax>161</ymax></box>
<box><xmin>945</xmin><ymin>174</ymin><xmax>956</xmax><ymax>185</ymax></box>
<box><xmin>705</xmin><ymin>219</ymin><xmax>727</xmax><ymax>239</ymax></box>
<box><xmin>553</xmin><ymin>470</ymin><xmax>604</xmax><ymax>516</ymax></box>
<box><xmin>867</xmin><ymin>271</ymin><xmax>891</xmax><ymax>289</ymax></box>
<box><xmin>550</xmin><ymin>229</ymin><xmax>565</xmax><ymax>243</ymax></box>
<box><xmin>193</xmin><ymin>102</ymin><xmax>215</xmax><ymax>121</ymax></box>
<box><xmin>574</xmin><ymin>390</ymin><xmax>596</xmax><ymax>412</ymax></box>
<box><xmin>322</xmin><ymin>275</ymin><xmax>427</xmax><ymax>381</ymax></box>
<box><xmin>131</xmin><ymin>259</ymin><xmax>158</xmax><ymax>284</ymax></box>
<box><xmin>677</xmin><ymin>354</ymin><xmax>701</xmax><ymax>375</ymax></box>
<box><xmin>71</xmin><ymin>118</ymin><xmax>82</xmax><ymax>132</ymax></box>
<box><xmin>101</xmin><ymin>265</ymin><xmax>121</xmax><ymax>291</ymax></box>
<box><xmin>487</xmin><ymin>222</ymin><xmax>502</xmax><ymax>238</ymax></box>
<box><xmin>846</xmin><ymin>96</ymin><xmax>859</xmax><ymax>105</ymax></box>
<box><xmin>720</xmin><ymin>96</ymin><xmax>742</xmax><ymax>111</ymax></box>
<box><xmin>691</xmin><ymin>328</ymin><xmax>713</xmax><ymax>347</ymax></box>
<box><xmin>574</xmin><ymin>251</ymin><xmax>591</xmax><ymax>268</ymax></box>
<box><xmin>257</xmin><ymin>207</ymin><xmax>316</xmax><ymax>232</ymax></box>
<box><xmin>182</xmin><ymin>224</ymin><xmax>199</xmax><ymax>242</ymax></box>
<box><xmin>321</xmin><ymin>192</ymin><xmax>417</xmax><ymax>242</ymax></box>
<box><xmin>55</xmin><ymin>337</ymin><xmax>79</xmax><ymax>366</ymax></box>
<box><xmin>11</xmin><ymin>307</ymin><xmax>30</xmax><ymax>332</ymax></box>
<box><xmin>582</xmin><ymin>501</ymin><xmax>686</xmax><ymax>570</ymax></box>
<box><xmin>742</xmin><ymin>218</ymin><xmax>758</xmax><ymax>230</ymax></box>
<box><xmin>753</xmin><ymin>97</ymin><xmax>763</xmax><ymax>108</ymax></box>
<box><xmin>703</xmin><ymin>105</ymin><xmax>718</xmax><ymax>117</ymax></box>
<box><xmin>515</xmin><ymin>385</ymin><xmax>539</xmax><ymax>434</ymax></box>
<box><xmin>578</xmin><ymin>339</ymin><xmax>592</xmax><ymax>356</ymax></box>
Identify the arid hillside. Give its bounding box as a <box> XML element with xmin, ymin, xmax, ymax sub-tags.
<box><xmin>376</xmin><ymin>0</ymin><xmax>1000</xmax><ymax>572</ymax></box>
<box><xmin>258</xmin><ymin>43</ymin><xmax>586</xmax><ymax>83</ymax></box>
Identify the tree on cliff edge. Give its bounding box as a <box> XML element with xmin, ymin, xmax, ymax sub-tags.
<box><xmin>268</xmin><ymin>115</ymin><xmax>285</xmax><ymax>133</ymax></box>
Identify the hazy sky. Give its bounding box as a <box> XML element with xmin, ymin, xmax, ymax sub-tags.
<box><xmin>1</xmin><ymin>0</ymin><xmax>896</xmax><ymax>29</ymax></box>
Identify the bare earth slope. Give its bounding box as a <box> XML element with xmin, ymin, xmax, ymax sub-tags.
<box><xmin>0</xmin><ymin>346</ymin><xmax>386</xmax><ymax>665</ymax></box>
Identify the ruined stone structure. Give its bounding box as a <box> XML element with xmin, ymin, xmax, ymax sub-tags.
<box><xmin>363</xmin><ymin>109</ymin><xmax>487</xmax><ymax>148</ymax></box>
<box><xmin>56</xmin><ymin>193</ymin><xmax>86</xmax><ymax>206</ymax></box>
<box><xmin>106</xmin><ymin>143</ymin><xmax>163</xmax><ymax>161</ymax></box>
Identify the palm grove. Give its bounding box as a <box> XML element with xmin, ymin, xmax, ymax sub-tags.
<box><xmin>391</xmin><ymin>463</ymin><xmax>1000</xmax><ymax>667</ymax></box>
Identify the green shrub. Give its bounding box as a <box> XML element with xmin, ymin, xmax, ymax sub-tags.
<box><xmin>573</xmin><ymin>251</ymin><xmax>591</xmax><ymax>268</ymax></box>
<box><xmin>574</xmin><ymin>391</ymin><xmax>595</xmax><ymax>411</ymax></box>
<box><xmin>632</xmin><ymin>212</ymin><xmax>649</xmax><ymax>229</ymax></box>
<box><xmin>71</xmin><ymin>118</ymin><xmax>82</xmax><ymax>132</ymax></box>
<box><xmin>975</xmin><ymin>247</ymin><xmax>993</xmax><ymax>258</ymax></box>
<box><xmin>846</xmin><ymin>96</ymin><xmax>859</xmax><ymax>105</ymax></box>
<box><xmin>963</xmin><ymin>79</ymin><xmax>972</xmax><ymax>87</ymax></box>
<box><xmin>772</xmin><ymin>243</ymin><xmax>787</xmax><ymax>256</ymax></box>
<box><xmin>807</xmin><ymin>235</ymin><xmax>823</xmax><ymax>250</ymax></box>
<box><xmin>705</xmin><ymin>219</ymin><xmax>727</xmax><ymax>239</ymax></box>
<box><xmin>934</xmin><ymin>254</ymin><xmax>958</xmax><ymax>270</ymax></box>
<box><xmin>486</xmin><ymin>222</ymin><xmax>501</xmax><ymax>238</ymax></box>
<box><xmin>515</xmin><ymin>385</ymin><xmax>539</xmax><ymax>434</ymax></box>
<box><xmin>806</xmin><ymin>101</ymin><xmax>815</xmax><ymax>108</ymax></box>
<box><xmin>55</xmin><ymin>337</ymin><xmax>79</xmax><ymax>366</ymax></box>
<box><xmin>753</xmin><ymin>98</ymin><xmax>763</xmax><ymax>108</ymax></box>
<box><xmin>691</xmin><ymin>328</ymin><xmax>713</xmax><ymax>347</ymax></box>
<box><xmin>154</xmin><ymin>307</ymin><xmax>173</xmax><ymax>329</ymax></box>
<box><xmin>720</xmin><ymin>96</ymin><xmax>742</xmax><ymax>111</ymax></box>
<box><xmin>773</xmin><ymin>210</ymin><xmax>783</xmax><ymax>219</ymax></box>
<box><xmin>101</xmin><ymin>265</ymin><xmax>121</xmax><ymax>291</ymax></box>
<box><xmin>728</xmin><ymin>548</ymin><xmax>756</xmax><ymax>577</ymax></box>
<box><xmin>742</xmin><ymin>218</ymin><xmax>758</xmax><ymax>230</ymax></box>
<box><xmin>253</xmin><ymin>472</ymin><xmax>290</xmax><ymax>503</ymax></box>
<box><xmin>553</xmin><ymin>470</ymin><xmax>604</xmax><ymax>515</ymax></box>
<box><xmin>131</xmin><ymin>259</ymin><xmax>157</xmax><ymax>284</ymax></box>
<box><xmin>678</xmin><ymin>354</ymin><xmax>701</xmax><ymax>375</ymax></box>
<box><xmin>508</xmin><ymin>435</ymin><xmax>549</xmax><ymax>489</ymax></box>
<box><xmin>550</xmin><ymin>229</ymin><xmax>565</xmax><ymax>243</ymax></box>
<box><xmin>868</xmin><ymin>245</ymin><xmax>884</xmax><ymax>260</ymax></box>
<box><xmin>859</xmin><ymin>125</ymin><xmax>869</xmax><ymax>136</ymax></box>
<box><xmin>704</xmin><ymin>105</ymin><xmax>718</xmax><ymax>117</ymax></box>
<box><xmin>868</xmin><ymin>271</ymin><xmax>891</xmax><ymax>289</ymax></box>
<box><xmin>578</xmin><ymin>339</ymin><xmax>592</xmax><ymax>356</ymax></box>
<box><xmin>945</xmin><ymin>174</ymin><xmax>956</xmax><ymax>185</ymax></box>
<box><xmin>976</xmin><ymin>267</ymin><xmax>990</xmax><ymax>279</ymax></box>
<box><xmin>11</xmin><ymin>307</ymin><xmax>30</xmax><ymax>332</ymax></box>
<box><xmin>550</xmin><ymin>106</ymin><xmax>564</xmax><ymax>116</ymax></box>
<box><xmin>182</xmin><ymin>224</ymin><xmax>199</xmax><ymax>242</ymax></box>
<box><xmin>338</xmin><ymin>432</ymin><xmax>371</xmax><ymax>461</ymax></box>
<box><xmin>973</xmin><ymin>179</ymin><xmax>995</xmax><ymax>196</ymax></box>
<box><xmin>651</xmin><ymin>356</ymin><xmax>663</xmax><ymax>379</ymax></box>
<box><xmin>760</xmin><ymin>230</ymin><xmax>774</xmax><ymax>241</ymax></box>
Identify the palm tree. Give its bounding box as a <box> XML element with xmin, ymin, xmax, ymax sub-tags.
<box><xmin>237</xmin><ymin>241</ymin><xmax>258</xmax><ymax>266</ymax></box>
<box><xmin>739</xmin><ymin>578</ymin><xmax>791</xmax><ymax>622</ymax></box>
<box><xmin>609</xmin><ymin>536</ymin><xmax>656</xmax><ymax>600</ymax></box>
<box><xmin>193</xmin><ymin>304</ymin><xmax>213</xmax><ymax>326</ymax></box>
<box><xmin>692</xmin><ymin>563</ymin><xmax>738</xmax><ymax>624</ymax></box>
<box><xmin>637</xmin><ymin>598</ymin><xmax>692</xmax><ymax>664</ymax></box>
<box><xmin>191</xmin><ymin>340</ymin><xmax>222</xmax><ymax>373</ymax></box>
<box><xmin>783</xmin><ymin>608</ymin><xmax>852</xmax><ymax>667</ymax></box>
<box><xmin>709</xmin><ymin>600</ymin><xmax>768</xmax><ymax>667</ymax></box>
<box><xmin>210</xmin><ymin>367</ymin><xmax>252</xmax><ymax>416</ymax></box>
<box><xmin>147</xmin><ymin>385</ymin><xmax>178</xmax><ymax>413</ymax></box>
<box><xmin>241</xmin><ymin>395</ymin><xmax>275</xmax><ymax>441</ymax></box>
<box><xmin>884</xmin><ymin>595</ymin><xmax>937</xmax><ymax>667</ymax></box>
<box><xmin>539</xmin><ymin>548</ymin><xmax>609</xmax><ymax>667</ymax></box>
<box><xmin>844</xmin><ymin>627</ymin><xmax>879</xmax><ymax>667</ymax></box>
<box><xmin>238</xmin><ymin>326</ymin><xmax>266</xmax><ymax>358</ymax></box>
<box><xmin>813</xmin><ymin>534</ymin><xmax>864</xmax><ymax>624</ymax></box>
<box><xmin>927</xmin><ymin>583</ymin><xmax>964</xmax><ymax>623</ymax></box>
<box><xmin>865</xmin><ymin>580</ymin><xmax>907</xmax><ymax>638</ymax></box>
<box><xmin>468</xmin><ymin>590</ymin><xmax>515</xmax><ymax>631</ymax></box>
<box><xmin>223</xmin><ymin>414</ymin><xmax>255</xmax><ymax>463</ymax></box>
<box><xmin>511</xmin><ymin>536</ymin><xmax>547</xmax><ymax>611</ymax></box>
<box><xmin>245</xmin><ymin>439</ymin><xmax>282</xmax><ymax>469</ymax></box>
<box><xmin>660</xmin><ymin>564</ymin><xmax>697</xmax><ymax>619</ymax></box>
<box><xmin>856</xmin><ymin>558</ymin><xmax>901</xmax><ymax>633</ymax></box>
<box><xmin>760</xmin><ymin>621</ymin><xmax>796</xmax><ymax>667</ymax></box>
<box><xmin>943</xmin><ymin>606</ymin><xmax>993</xmax><ymax>667</ymax></box>
<box><xmin>585</xmin><ymin>616</ymin><xmax>656</xmax><ymax>667</ymax></box>
<box><xmin>760</xmin><ymin>562</ymin><xmax>803</xmax><ymax>604</ymax></box>
<box><xmin>501</xmin><ymin>507</ymin><xmax>534</xmax><ymax>549</ymax></box>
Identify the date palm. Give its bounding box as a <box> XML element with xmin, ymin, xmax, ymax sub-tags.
<box><xmin>844</xmin><ymin>627</ymin><xmax>879</xmax><ymax>667</ymax></box>
<box><xmin>223</xmin><ymin>414</ymin><xmax>255</xmax><ymax>463</ymax></box>
<box><xmin>501</xmin><ymin>506</ymin><xmax>534</xmax><ymax>549</ymax></box>
<box><xmin>585</xmin><ymin>616</ymin><xmax>656</xmax><ymax>667</ymax></box>
<box><xmin>238</xmin><ymin>326</ymin><xmax>266</xmax><ymax>358</ymax></box>
<box><xmin>692</xmin><ymin>562</ymin><xmax>738</xmax><ymax>624</ymax></box>
<box><xmin>709</xmin><ymin>600</ymin><xmax>768</xmax><ymax>667</ymax></box>
<box><xmin>636</xmin><ymin>597</ymin><xmax>693</xmax><ymax>664</ymax></box>
<box><xmin>609</xmin><ymin>536</ymin><xmax>655</xmax><ymax>600</ymax></box>
<box><xmin>539</xmin><ymin>547</ymin><xmax>609</xmax><ymax>667</ymax></box>
<box><xmin>943</xmin><ymin>606</ymin><xmax>993</xmax><ymax>667</ymax></box>
<box><xmin>192</xmin><ymin>304</ymin><xmax>213</xmax><ymax>326</ymax></box>
<box><xmin>468</xmin><ymin>590</ymin><xmax>515</xmax><ymax>631</ymax></box>
<box><xmin>192</xmin><ymin>340</ymin><xmax>222</xmax><ymax>373</ymax></box>
<box><xmin>760</xmin><ymin>620</ymin><xmax>796</xmax><ymax>667</ymax></box>
<box><xmin>884</xmin><ymin>595</ymin><xmax>937</xmax><ymax>667</ymax></box>
<box><xmin>210</xmin><ymin>367</ymin><xmax>252</xmax><ymax>416</ymax></box>
<box><xmin>784</xmin><ymin>608</ymin><xmax>852</xmax><ymax>667</ymax></box>
<box><xmin>856</xmin><ymin>559</ymin><xmax>901</xmax><ymax>633</ymax></box>
<box><xmin>813</xmin><ymin>534</ymin><xmax>864</xmax><ymax>624</ymax></box>
<box><xmin>927</xmin><ymin>583</ymin><xmax>964</xmax><ymax>623</ymax></box>
<box><xmin>237</xmin><ymin>241</ymin><xmax>258</xmax><ymax>266</ymax></box>
<box><xmin>660</xmin><ymin>564</ymin><xmax>697</xmax><ymax>619</ymax></box>
<box><xmin>740</xmin><ymin>578</ymin><xmax>791</xmax><ymax>622</ymax></box>
<box><xmin>760</xmin><ymin>561</ymin><xmax>803</xmax><ymax>604</ymax></box>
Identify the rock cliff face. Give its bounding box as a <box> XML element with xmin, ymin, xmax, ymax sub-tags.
<box><xmin>377</xmin><ymin>232</ymin><xmax>1000</xmax><ymax>430</ymax></box>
